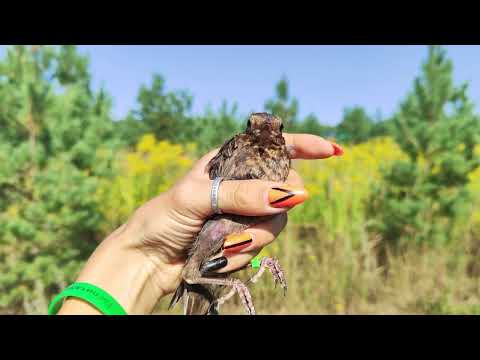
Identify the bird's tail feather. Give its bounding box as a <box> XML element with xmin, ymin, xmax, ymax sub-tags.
<box><xmin>169</xmin><ymin>281</ymin><xmax>218</xmax><ymax>315</ymax></box>
<box><xmin>168</xmin><ymin>281</ymin><xmax>186</xmax><ymax>311</ymax></box>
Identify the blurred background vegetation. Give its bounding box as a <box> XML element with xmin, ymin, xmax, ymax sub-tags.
<box><xmin>1</xmin><ymin>45</ymin><xmax>480</xmax><ymax>314</ymax></box>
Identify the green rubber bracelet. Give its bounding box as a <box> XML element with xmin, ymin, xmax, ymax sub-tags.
<box><xmin>48</xmin><ymin>282</ymin><xmax>127</xmax><ymax>315</ymax></box>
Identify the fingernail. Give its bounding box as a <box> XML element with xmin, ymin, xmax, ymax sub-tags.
<box><xmin>200</xmin><ymin>256</ymin><xmax>228</xmax><ymax>275</ymax></box>
<box><xmin>268</xmin><ymin>185</ymin><xmax>309</xmax><ymax>208</ymax></box>
<box><xmin>223</xmin><ymin>232</ymin><xmax>254</xmax><ymax>254</ymax></box>
<box><xmin>330</xmin><ymin>141</ymin><xmax>344</xmax><ymax>156</ymax></box>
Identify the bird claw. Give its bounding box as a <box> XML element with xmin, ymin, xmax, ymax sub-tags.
<box><xmin>249</xmin><ymin>257</ymin><xmax>287</xmax><ymax>295</ymax></box>
<box><xmin>194</xmin><ymin>257</ymin><xmax>286</xmax><ymax>315</ymax></box>
<box><xmin>234</xmin><ymin>279</ymin><xmax>256</xmax><ymax>315</ymax></box>
<box><xmin>213</xmin><ymin>278</ymin><xmax>256</xmax><ymax>315</ymax></box>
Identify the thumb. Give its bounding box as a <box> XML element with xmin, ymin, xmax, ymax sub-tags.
<box><xmin>218</xmin><ymin>179</ymin><xmax>309</xmax><ymax>216</ymax></box>
<box><xmin>172</xmin><ymin>178</ymin><xmax>308</xmax><ymax>218</ymax></box>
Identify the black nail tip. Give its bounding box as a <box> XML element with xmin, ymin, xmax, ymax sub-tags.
<box><xmin>200</xmin><ymin>256</ymin><xmax>228</xmax><ymax>275</ymax></box>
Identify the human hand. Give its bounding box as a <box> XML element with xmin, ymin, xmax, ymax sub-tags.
<box><xmin>58</xmin><ymin>133</ymin><xmax>342</xmax><ymax>315</ymax></box>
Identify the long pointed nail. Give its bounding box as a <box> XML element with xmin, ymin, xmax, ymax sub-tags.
<box><xmin>268</xmin><ymin>185</ymin><xmax>309</xmax><ymax>208</ymax></box>
<box><xmin>200</xmin><ymin>256</ymin><xmax>228</xmax><ymax>275</ymax></box>
<box><xmin>330</xmin><ymin>142</ymin><xmax>344</xmax><ymax>156</ymax></box>
<box><xmin>223</xmin><ymin>232</ymin><xmax>254</xmax><ymax>254</ymax></box>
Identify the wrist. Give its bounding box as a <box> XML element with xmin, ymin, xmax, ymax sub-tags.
<box><xmin>58</xmin><ymin>226</ymin><xmax>166</xmax><ymax>315</ymax></box>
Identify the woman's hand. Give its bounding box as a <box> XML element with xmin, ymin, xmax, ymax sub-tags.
<box><xmin>58</xmin><ymin>134</ymin><xmax>342</xmax><ymax>315</ymax></box>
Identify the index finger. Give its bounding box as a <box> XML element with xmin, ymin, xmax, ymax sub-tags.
<box><xmin>283</xmin><ymin>133</ymin><xmax>343</xmax><ymax>159</ymax></box>
<box><xmin>191</xmin><ymin>133</ymin><xmax>343</xmax><ymax>177</ymax></box>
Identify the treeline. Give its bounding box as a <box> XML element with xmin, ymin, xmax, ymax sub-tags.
<box><xmin>114</xmin><ymin>74</ymin><xmax>391</xmax><ymax>155</ymax></box>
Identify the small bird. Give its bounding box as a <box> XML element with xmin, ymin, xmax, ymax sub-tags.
<box><xmin>169</xmin><ymin>112</ymin><xmax>295</xmax><ymax>315</ymax></box>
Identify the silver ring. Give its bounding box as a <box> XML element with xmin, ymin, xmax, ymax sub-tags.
<box><xmin>211</xmin><ymin>177</ymin><xmax>225</xmax><ymax>215</ymax></box>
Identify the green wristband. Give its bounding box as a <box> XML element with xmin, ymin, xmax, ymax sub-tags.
<box><xmin>48</xmin><ymin>282</ymin><xmax>127</xmax><ymax>315</ymax></box>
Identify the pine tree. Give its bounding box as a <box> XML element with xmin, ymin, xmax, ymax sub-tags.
<box><xmin>116</xmin><ymin>74</ymin><xmax>193</xmax><ymax>146</ymax></box>
<box><xmin>336</xmin><ymin>106</ymin><xmax>374</xmax><ymax>144</ymax></box>
<box><xmin>0</xmin><ymin>45</ymin><xmax>120</xmax><ymax>313</ymax></box>
<box><xmin>298</xmin><ymin>113</ymin><xmax>335</xmax><ymax>137</ymax></box>
<box><xmin>368</xmin><ymin>45</ymin><xmax>480</xmax><ymax>247</ymax></box>
<box><xmin>264</xmin><ymin>76</ymin><xmax>299</xmax><ymax>130</ymax></box>
<box><xmin>192</xmin><ymin>101</ymin><xmax>242</xmax><ymax>155</ymax></box>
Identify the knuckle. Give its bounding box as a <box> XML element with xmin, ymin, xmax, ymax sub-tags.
<box><xmin>170</xmin><ymin>180</ymin><xmax>194</xmax><ymax>207</ymax></box>
<box><xmin>170</xmin><ymin>184</ymin><xmax>186</xmax><ymax>205</ymax></box>
<box><xmin>230</xmin><ymin>182</ymin><xmax>250</xmax><ymax>210</ymax></box>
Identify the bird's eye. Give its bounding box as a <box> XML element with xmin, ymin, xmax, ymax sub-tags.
<box><xmin>280</xmin><ymin>124</ymin><xmax>284</xmax><ymax>132</ymax></box>
<box><xmin>247</xmin><ymin>120</ymin><xmax>251</xmax><ymax>128</ymax></box>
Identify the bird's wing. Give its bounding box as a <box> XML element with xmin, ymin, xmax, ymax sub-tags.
<box><xmin>206</xmin><ymin>134</ymin><xmax>265</xmax><ymax>180</ymax></box>
<box><xmin>206</xmin><ymin>134</ymin><xmax>242</xmax><ymax>179</ymax></box>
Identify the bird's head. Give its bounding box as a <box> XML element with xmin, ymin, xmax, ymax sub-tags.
<box><xmin>246</xmin><ymin>113</ymin><xmax>284</xmax><ymax>137</ymax></box>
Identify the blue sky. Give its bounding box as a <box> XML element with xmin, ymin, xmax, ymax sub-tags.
<box><xmin>1</xmin><ymin>45</ymin><xmax>480</xmax><ymax>125</ymax></box>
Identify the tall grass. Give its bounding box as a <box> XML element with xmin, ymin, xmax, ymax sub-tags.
<box><xmin>159</xmin><ymin>223</ymin><xmax>480</xmax><ymax>315</ymax></box>
<box><xmin>99</xmin><ymin>135</ymin><xmax>480</xmax><ymax>315</ymax></box>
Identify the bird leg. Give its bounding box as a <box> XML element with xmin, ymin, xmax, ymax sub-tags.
<box><xmin>248</xmin><ymin>257</ymin><xmax>287</xmax><ymax>296</ymax></box>
<box><xmin>185</xmin><ymin>276</ymin><xmax>256</xmax><ymax>315</ymax></box>
<box><xmin>211</xmin><ymin>257</ymin><xmax>288</xmax><ymax>314</ymax></box>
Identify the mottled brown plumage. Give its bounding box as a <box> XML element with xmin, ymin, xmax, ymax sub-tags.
<box><xmin>169</xmin><ymin>113</ymin><xmax>290</xmax><ymax>315</ymax></box>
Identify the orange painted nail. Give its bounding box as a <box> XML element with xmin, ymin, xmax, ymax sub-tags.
<box><xmin>268</xmin><ymin>185</ymin><xmax>309</xmax><ymax>208</ymax></box>
<box><xmin>223</xmin><ymin>232</ymin><xmax>254</xmax><ymax>254</ymax></box>
<box><xmin>330</xmin><ymin>142</ymin><xmax>344</xmax><ymax>156</ymax></box>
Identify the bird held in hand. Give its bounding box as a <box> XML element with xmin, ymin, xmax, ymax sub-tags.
<box><xmin>169</xmin><ymin>112</ymin><xmax>294</xmax><ymax>315</ymax></box>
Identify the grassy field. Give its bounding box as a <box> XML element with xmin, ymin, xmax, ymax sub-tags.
<box><xmin>4</xmin><ymin>135</ymin><xmax>477</xmax><ymax>315</ymax></box>
<box><xmin>148</xmin><ymin>137</ymin><xmax>480</xmax><ymax>315</ymax></box>
<box><xmin>156</xmin><ymin>221</ymin><xmax>480</xmax><ymax>315</ymax></box>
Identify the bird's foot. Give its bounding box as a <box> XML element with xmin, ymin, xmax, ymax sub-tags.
<box><xmin>218</xmin><ymin>279</ymin><xmax>256</xmax><ymax>315</ymax></box>
<box><xmin>190</xmin><ymin>277</ymin><xmax>256</xmax><ymax>315</ymax></box>
<box><xmin>249</xmin><ymin>257</ymin><xmax>287</xmax><ymax>296</ymax></box>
